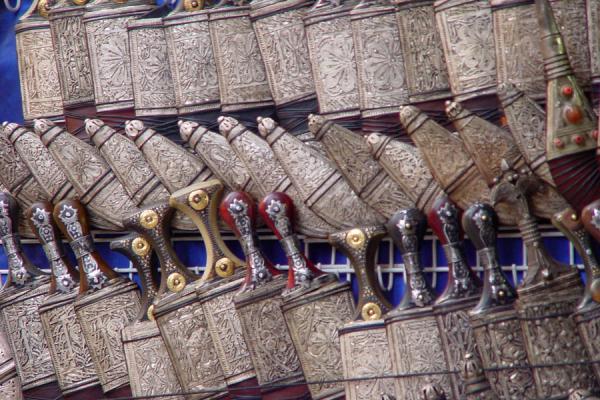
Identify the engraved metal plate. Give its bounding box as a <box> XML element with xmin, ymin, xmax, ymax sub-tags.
<box><xmin>434</xmin><ymin>0</ymin><xmax>496</xmax><ymax>101</ymax></box>
<box><xmin>340</xmin><ymin>320</ymin><xmax>396</xmax><ymax>400</ymax></box>
<box><xmin>163</xmin><ymin>11</ymin><xmax>221</xmax><ymax>114</ymax></box>
<box><xmin>122</xmin><ymin>320</ymin><xmax>184</xmax><ymax>400</ymax></box>
<box><xmin>39</xmin><ymin>292</ymin><xmax>99</xmax><ymax>394</ymax></box>
<box><xmin>589</xmin><ymin>0</ymin><xmax>600</xmax><ymax>83</ymax></box>
<box><xmin>350</xmin><ymin>5</ymin><xmax>409</xmax><ymax>117</ymax></box>
<box><xmin>395</xmin><ymin>0</ymin><xmax>450</xmax><ymax>103</ymax></box>
<box><xmin>74</xmin><ymin>279</ymin><xmax>141</xmax><ymax>393</ymax></box>
<box><xmin>0</xmin><ymin>376</ymin><xmax>22</xmax><ymax>400</ymax></box>
<box><xmin>48</xmin><ymin>5</ymin><xmax>95</xmax><ymax>107</ymax></box>
<box><xmin>83</xmin><ymin>4</ymin><xmax>153</xmax><ymax>112</ymax></box>
<box><xmin>128</xmin><ymin>18</ymin><xmax>177</xmax><ymax>116</ymax></box>
<box><xmin>251</xmin><ymin>0</ymin><xmax>316</xmax><ymax>107</ymax></box>
<box><xmin>209</xmin><ymin>6</ymin><xmax>273</xmax><ymax>112</ymax></box>
<box><xmin>575</xmin><ymin>307</ymin><xmax>600</xmax><ymax>385</ymax></box>
<box><xmin>235</xmin><ymin>275</ymin><xmax>303</xmax><ymax>386</ymax></box>
<box><xmin>15</xmin><ymin>19</ymin><xmax>62</xmax><ymax>121</ymax></box>
<box><xmin>0</xmin><ymin>281</ymin><xmax>57</xmax><ymax>391</ymax></box>
<box><xmin>282</xmin><ymin>281</ymin><xmax>353</xmax><ymax>399</ymax></box>
<box><xmin>304</xmin><ymin>5</ymin><xmax>360</xmax><ymax>119</ymax></box>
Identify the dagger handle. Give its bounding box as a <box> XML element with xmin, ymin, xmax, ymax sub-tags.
<box><xmin>329</xmin><ymin>225</ymin><xmax>391</xmax><ymax>321</ymax></box>
<box><xmin>169</xmin><ymin>180</ymin><xmax>244</xmax><ymax>282</ymax></box>
<box><xmin>386</xmin><ymin>208</ymin><xmax>435</xmax><ymax>310</ymax></box>
<box><xmin>462</xmin><ymin>202</ymin><xmax>516</xmax><ymax>315</ymax></box>
<box><xmin>258</xmin><ymin>192</ymin><xmax>323</xmax><ymax>289</ymax></box>
<box><xmin>53</xmin><ymin>199</ymin><xmax>119</xmax><ymax>294</ymax></box>
<box><xmin>111</xmin><ymin>233</ymin><xmax>157</xmax><ymax>322</ymax></box>
<box><xmin>27</xmin><ymin>201</ymin><xmax>79</xmax><ymax>295</ymax></box>
<box><xmin>428</xmin><ymin>196</ymin><xmax>481</xmax><ymax>304</ymax></box>
<box><xmin>220</xmin><ymin>191</ymin><xmax>281</xmax><ymax>292</ymax></box>
<box><xmin>123</xmin><ymin>202</ymin><xmax>198</xmax><ymax>297</ymax></box>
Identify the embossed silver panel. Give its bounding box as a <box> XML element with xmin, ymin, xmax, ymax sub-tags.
<box><xmin>235</xmin><ymin>275</ymin><xmax>303</xmax><ymax>386</ymax></box>
<box><xmin>340</xmin><ymin>320</ymin><xmax>396</xmax><ymax>400</ymax></box>
<box><xmin>164</xmin><ymin>11</ymin><xmax>221</xmax><ymax>114</ymax></box>
<box><xmin>251</xmin><ymin>0</ymin><xmax>315</xmax><ymax>106</ymax></box>
<box><xmin>39</xmin><ymin>293</ymin><xmax>99</xmax><ymax>394</ymax></box>
<box><xmin>122</xmin><ymin>320</ymin><xmax>184</xmax><ymax>400</ymax></box>
<box><xmin>83</xmin><ymin>5</ymin><xmax>153</xmax><ymax>112</ymax></box>
<box><xmin>304</xmin><ymin>5</ymin><xmax>360</xmax><ymax>118</ymax></box>
<box><xmin>48</xmin><ymin>5</ymin><xmax>95</xmax><ymax>107</ymax></box>
<box><xmin>395</xmin><ymin>0</ymin><xmax>450</xmax><ymax>103</ymax></box>
<box><xmin>209</xmin><ymin>6</ymin><xmax>273</xmax><ymax>112</ymax></box>
<box><xmin>589</xmin><ymin>0</ymin><xmax>600</xmax><ymax>83</ymax></box>
<box><xmin>74</xmin><ymin>280</ymin><xmax>141</xmax><ymax>393</ymax></box>
<box><xmin>15</xmin><ymin>19</ymin><xmax>62</xmax><ymax>120</ymax></box>
<box><xmin>434</xmin><ymin>0</ymin><xmax>496</xmax><ymax>101</ymax></box>
<box><xmin>128</xmin><ymin>18</ymin><xmax>177</xmax><ymax>116</ymax></box>
<box><xmin>351</xmin><ymin>5</ymin><xmax>409</xmax><ymax>117</ymax></box>
<box><xmin>282</xmin><ymin>281</ymin><xmax>353</xmax><ymax>400</ymax></box>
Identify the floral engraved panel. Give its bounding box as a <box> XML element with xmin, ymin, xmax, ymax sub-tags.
<box><xmin>210</xmin><ymin>15</ymin><xmax>272</xmax><ymax>107</ymax></box>
<box><xmin>588</xmin><ymin>0</ymin><xmax>600</xmax><ymax>81</ymax></box>
<box><xmin>203</xmin><ymin>291</ymin><xmax>254</xmax><ymax>380</ymax></box>
<box><xmin>158</xmin><ymin>302</ymin><xmax>225</xmax><ymax>393</ymax></box>
<box><xmin>75</xmin><ymin>289</ymin><xmax>140</xmax><ymax>391</ymax></box>
<box><xmin>85</xmin><ymin>16</ymin><xmax>135</xmax><ymax>108</ymax></box>
<box><xmin>253</xmin><ymin>9</ymin><xmax>315</xmax><ymax>105</ymax></box>
<box><xmin>284</xmin><ymin>288</ymin><xmax>353</xmax><ymax>398</ymax></box>
<box><xmin>0</xmin><ymin>377</ymin><xmax>21</xmax><ymax>399</ymax></box>
<box><xmin>237</xmin><ymin>296</ymin><xmax>301</xmax><ymax>384</ymax></box>
<box><xmin>340</xmin><ymin>327</ymin><xmax>396</xmax><ymax>400</ymax></box>
<box><xmin>129</xmin><ymin>25</ymin><xmax>176</xmax><ymax>113</ymax></box>
<box><xmin>165</xmin><ymin>19</ymin><xmax>220</xmax><ymax>110</ymax></box>
<box><xmin>2</xmin><ymin>292</ymin><xmax>55</xmax><ymax>387</ymax></box>
<box><xmin>396</xmin><ymin>5</ymin><xmax>449</xmax><ymax>101</ymax></box>
<box><xmin>436</xmin><ymin>1</ymin><xmax>496</xmax><ymax>97</ymax></box>
<box><xmin>16</xmin><ymin>29</ymin><xmax>62</xmax><ymax>120</ymax></box>
<box><xmin>306</xmin><ymin>15</ymin><xmax>360</xmax><ymax>114</ymax></box>
<box><xmin>387</xmin><ymin>315</ymin><xmax>453</xmax><ymax>400</ymax></box>
<box><xmin>50</xmin><ymin>13</ymin><xmax>94</xmax><ymax>105</ymax></box>
<box><xmin>577</xmin><ymin>311</ymin><xmax>600</xmax><ymax>382</ymax></box>
<box><xmin>0</xmin><ymin>133</ymin><xmax>34</xmax><ymax>195</ymax></box>
<box><xmin>40</xmin><ymin>301</ymin><xmax>96</xmax><ymax>389</ymax></box>
<box><xmin>352</xmin><ymin>11</ymin><xmax>408</xmax><ymax>111</ymax></box>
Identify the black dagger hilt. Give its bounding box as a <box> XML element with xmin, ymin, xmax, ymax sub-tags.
<box><xmin>219</xmin><ymin>191</ymin><xmax>281</xmax><ymax>293</ymax></box>
<box><xmin>111</xmin><ymin>233</ymin><xmax>158</xmax><ymax>322</ymax></box>
<box><xmin>0</xmin><ymin>191</ymin><xmax>46</xmax><ymax>286</ymax></box>
<box><xmin>123</xmin><ymin>202</ymin><xmax>199</xmax><ymax>297</ymax></box>
<box><xmin>27</xmin><ymin>201</ymin><xmax>79</xmax><ymax>295</ymax></box>
<box><xmin>329</xmin><ymin>225</ymin><xmax>391</xmax><ymax>321</ymax></box>
<box><xmin>258</xmin><ymin>192</ymin><xmax>326</xmax><ymax>290</ymax></box>
<box><xmin>169</xmin><ymin>179</ymin><xmax>244</xmax><ymax>283</ymax></box>
<box><xmin>428</xmin><ymin>196</ymin><xmax>481</xmax><ymax>304</ymax></box>
<box><xmin>462</xmin><ymin>202</ymin><xmax>517</xmax><ymax>316</ymax></box>
<box><xmin>386</xmin><ymin>208</ymin><xmax>435</xmax><ymax>311</ymax></box>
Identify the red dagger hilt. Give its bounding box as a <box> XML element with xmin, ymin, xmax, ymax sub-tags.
<box><xmin>220</xmin><ymin>191</ymin><xmax>281</xmax><ymax>292</ymax></box>
<box><xmin>258</xmin><ymin>192</ymin><xmax>323</xmax><ymax>289</ymax></box>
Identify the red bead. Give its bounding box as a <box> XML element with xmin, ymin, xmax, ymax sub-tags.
<box><xmin>592</xmin><ymin>130</ymin><xmax>599</xmax><ymax>140</ymax></box>
<box><xmin>562</xmin><ymin>86</ymin><xmax>574</xmax><ymax>97</ymax></box>
<box><xmin>554</xmin><ymin>138</ymin><xmax>565</xmax><ymax>148</ymax></box>
<box><xmin>564</xmin><ymin>105</ymin><xmax>584</xmax><ymax>124</ymax></box>
<box><xmin>572</xmin><ymin>135</ymin><xmax>585</xmax><ymax>145</ymax></box>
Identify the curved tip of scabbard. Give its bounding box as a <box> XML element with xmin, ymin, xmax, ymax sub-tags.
<box><xmin>256</xmin><ymin>116</ymin><xmax>278</xmax><ymax>139</ymax></box>
<box><xmin>32</xmin><ymin>118</ymin><xmax>55</xmax><ymax>136</ymax></box>
<box><xmin>124</xmin><ymin>119</ymin><xmax>146</xmax><ymax>140</ymax></box>
<box><xmin>84</xmin><ymin>118</ymin><xmax>105</xmax><ymax>138</ymax></box>
<box><xmin>218</xmin><ymin>115</ymin><xmax>240</xmax><ymax>138</ymax></box>
<box><xmin>178</xmin><ymin>119</ymin><xmax>199</xmax><ymax>142</ymax></box>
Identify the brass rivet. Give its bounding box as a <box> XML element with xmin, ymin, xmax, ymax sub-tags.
<box><xmin>131</xmin><ymin>237</ymin><xmax>150</xmax><ymax>256</ymax></box>
<box><xmin>215</xmin><ymin>258</ymin><xmax>235</xmax><ymax>278</ymax></box>
<box><xmin>140</xmin><ymin>210</ymin><xmax>159</xmax><ymax>229</ymax></box>
<box><xmin>167</xmin><ymin>272</ymin><xmax>186</xmax><ymax>293</ymax></box>
<box><xmin>571</xmin><ymin>213</ymin><xmax>578</xmax><ymax>221</ymax></box>
<box><xmin>361</xmin><ymin>302</ymin><xmax>382</xmax><ymax>321</ymax></box>
<box><xmin>188</xmin><ymin>189</ymin><xmax>209</xmax><ymax>211</ymax></box>
<box><xmin>147</xmin><ymin>304</ymin><xmax>155</xmax><ymax>321</ymax></box>
<box><xmin>346</xmin><ymin>228</ymin><xmax>366</xmax><ymax>249</ymax></box>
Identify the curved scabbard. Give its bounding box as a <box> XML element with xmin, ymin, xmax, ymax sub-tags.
<box><xmin>253</xmin><ymin>116</ymin><xmax>382</xmax><ymax>231</ymax></box>
<box><xmin>27</xmin><ymin>201</ymin><xmax>79</xmax><ymax>295</ymax></box>
<box><xmin>329</xmin><ymin>225</ymin><xmax>390</xmax><ymax>321</ymax></box>
<box><xmin>170</xmin><ymin>180</ymin><xmax>245</xmax><ymax>283</ymax></box>
<box><xmin>366</xmin><ymin>132</ymin><xmax>444</xmax><ymax>214</ymax></box>
<box><xmin>33</xmin><ymin>119</ymin><xmax>138</xmax><ymax>230</ymax></box>
<box><xmin>110</xmin><ymin>233</ymin><xmax>157</xmax><ymax>322</ymax></box>
<box><xmin>258</xmin><ymin>192</ymin><xmax>325</xmax><ymax>290</ymax></box>
<box><xmin>399</xmin><ymin>105</ymin><xmax>515</xmax><ymax>225</ymax></box>
<box><xmin>308</xmin><ymin>114</ymin><xmax>413</xmax><ymax>218</ymax></box>
<box><xmin>123</xmin><ymin>202</ymin><xmax>199</xmax><ymax>298</ymax></box>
